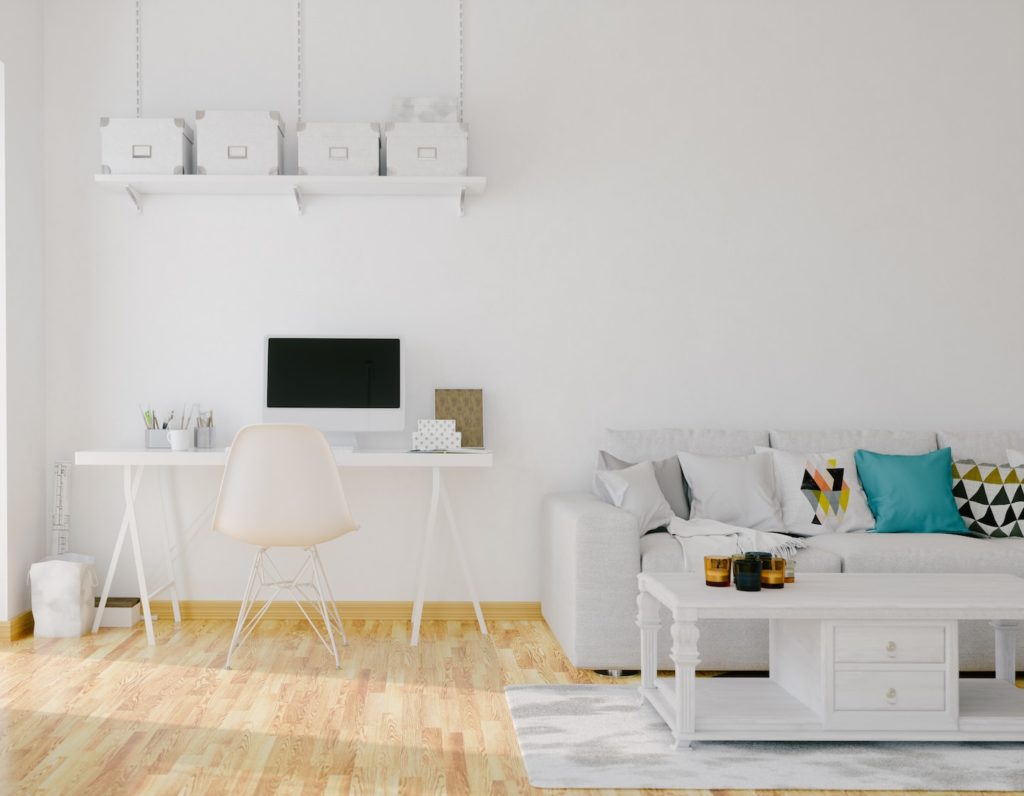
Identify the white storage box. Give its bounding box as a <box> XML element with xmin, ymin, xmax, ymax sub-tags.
<box><xmin>383</xmin><ymin>122</ymin><xmax>468</xmax><ymax>177</ymax></box>
<box><xmin>196</xmin><ymin>110</ymin><xmax>284</xmax><ymax>175</ymax></box>
<box><xmin>297</xmin><ymin>122</ymin><xmax>380</xmax><ymax>176</ymax></box>
<box><xmin>29</xmin><ymin>554</ymin><xmax>97</xmax><ymax>638</ymax></box>
<box><xmin>95</xmin><ymin>596</ymin><xmax>142</xmax><ymax>628</ymax></box>
<box><xmin>100</xmin><ymin>117</ymin><xmax>194</xmax><ymax>175</ymax></box>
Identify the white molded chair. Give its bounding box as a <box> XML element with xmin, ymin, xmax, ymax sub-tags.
<box><xmin>212</xmin><ymin>424</ymin><xmax>358</xmax><ymax>669</ymax></box>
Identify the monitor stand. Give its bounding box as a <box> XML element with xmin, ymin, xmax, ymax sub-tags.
<box><xmin>323</xmin><ymin>431</ymin><xmax>358</xmax><ymax>452</ymax></box>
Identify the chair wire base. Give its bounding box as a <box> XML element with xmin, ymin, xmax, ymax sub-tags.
<box><xmin>225</xmin><ymin>545</ymin><xmax>347</xmax><ymax>670</ymax></box>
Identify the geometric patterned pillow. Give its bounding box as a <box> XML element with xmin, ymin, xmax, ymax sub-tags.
<box><xmin>952</xmin><ymin>460</ymin><xmax>1024</xmax><ymax>538</ymax></box>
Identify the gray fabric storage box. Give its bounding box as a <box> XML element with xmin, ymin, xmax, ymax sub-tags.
<box><xmin>195</xmin><ymin>110</ymin><xmax>284</xmax><ymax>175</ymax></box>
<box><xmin>297</xmin><ymin>122</ymin><xmax>380</xmax><ymax>176</ymax></box>
<box><xmin>383</xmin><ymin>122</ymin><xmax>468</xmax><ymax>177</ymax></box>
<box><xmin>100</xmin><ymin>117</ymin><xmax>194</xmax><ymax>175</ymax></box>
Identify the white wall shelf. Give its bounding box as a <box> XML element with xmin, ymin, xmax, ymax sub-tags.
<box><xmin>94</xmin><ymin>174</ymin><xmax>486</xmax><ymax>216</ymax></box>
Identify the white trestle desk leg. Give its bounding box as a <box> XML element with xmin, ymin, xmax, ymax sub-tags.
<box><xmin>992</xmin><ymin>620</ymin><xmax>1019</xmax><ymax>683</ymax></box>
<box><xmin>93</xmin><ymin>465</ymin><xmax>145</xmax><ymax>634</ymax></box>
<box><xmin>670</xmin><ymin>618</ymin><xmax>700</xmax><ymax>750</ymax></box>
<box><xmin>439</xmin><ymin>470</ymin><xmax>486</xmax><ymax>636</ymax></box>
<box><xmin>637</xmin><ymin>590</ymin><xmax>661</xmax><ymax>706</ymax></box>
<box><xmin>410</xmin><ymin>466</ymin><xmax>442</xmax><ymax>646</ymax></box>
<box><xmin>157</xmin><ymin>468</ymin><xmax>182</xmax><ymax>624</ymax></box>
<box><xmin>123</xmin><ymin>465</ymin><xmax>156</xmax><ymax>646</ymax></box>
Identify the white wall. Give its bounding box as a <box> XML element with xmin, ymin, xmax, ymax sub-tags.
<box><xmin>42</xmin><ymin>0</ymin><xmax>1024</xmax><ymax>602</ymax></box>
<box><xmin>0</xmin><ymin>58</ymin><xmax>7</xmax><ymax>622</ymax></box>
<box><xmin>1</xmin><ymin>0</ymin><xmax>46</xmax><ymax>620</ymax></box>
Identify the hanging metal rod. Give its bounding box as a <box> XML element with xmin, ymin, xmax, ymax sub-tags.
<box><xmin>135</xmin><ymin>0</ymin><xmax>142</xmax><ymax>117</ymax></box>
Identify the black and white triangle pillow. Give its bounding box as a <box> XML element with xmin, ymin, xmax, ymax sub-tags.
<box><xmin>952</xmin><ymin>460</ymin><xmax>1024</xmax><ymax>538</ymax></box>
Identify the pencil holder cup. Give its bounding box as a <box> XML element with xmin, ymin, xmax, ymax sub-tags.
<box><xmin>145</xmin><ymin>429</ymin><xmax>171</xmax><ymax>449</ymax></box>
<box><xmin>194</xmin><ymin>427</ymin><xmax>216</xmax><ymax>449</ymax></box>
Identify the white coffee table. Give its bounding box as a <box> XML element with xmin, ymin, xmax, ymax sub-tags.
<box><xmin>637</xmin><ymin>572</ymin><xmax>1024</xmax><ymax>749</ymax></box>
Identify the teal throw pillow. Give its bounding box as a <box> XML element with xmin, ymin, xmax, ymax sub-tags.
<box><xmin>854</xmin><ymin>447</ymin><xmax>968</xmax><ymax>534</ymax></box>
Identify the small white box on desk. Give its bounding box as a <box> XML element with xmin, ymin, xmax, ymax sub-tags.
<box><xmin>196</xmin><ymin>110</ymin><xmax>284</xmax><ymax>175</ymax></box>
<box><xmin>100</xmin><ymin>117</ymin><xmax>194</xmax><ymax>175</ymax></box>
<box><xmin>383</xmin><ymin>122</ymin><xmax>468</xmax><ymax>177</ymax></box>
<box><xmin>297</xmin><ymin>122</ymin><xmax>380</xmax><ymax>176</ymax></box>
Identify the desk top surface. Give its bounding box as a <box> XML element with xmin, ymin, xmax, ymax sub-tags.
<box><xmin>75</xmin><ymin>448</ymin><xmax>493</xmax><ymax>468</ymax></box>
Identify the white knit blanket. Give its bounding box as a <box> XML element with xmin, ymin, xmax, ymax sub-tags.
<box><xmin>667</xmin><ymin>516</ymin><xmax>804</xmax><ymax>572</ymax></box>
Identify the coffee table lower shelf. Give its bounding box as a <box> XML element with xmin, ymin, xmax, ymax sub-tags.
<box><xmin>640</xmin><ymin>678</ymin><xmax>1024</xmax><ymax>743</ymax></box>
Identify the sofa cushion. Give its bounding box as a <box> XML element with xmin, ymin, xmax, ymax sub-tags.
<box><xmin>595</xmin><ymin>450</ymin><xmax>688</xmax><ymax>519</ymax></box>
<box><xmin>677</xmin><ymin>450</ymin><xmax>783</xmax><ymax>531</ymax></box>
<box><xmin>770</xmin><ymin>430</ymin><xmax>936</xmax><ymax>455</ymax></box>
<box><xmin>937</xmin><ymin>431</ymin><xmax>1024</xmax><ymax>463</ymax></box>
<box><xmin>757</xmin><ymin>446</ymin><xmax>874</xmax><ymax>535</ymax></box>
<box><xmin>595</xmin><ymin>462</ymin><xmax>674</xmax><ymax>535</ymax></box>
<box><xmin>639</xmin><ymin>531</ymin><xmax>685</xmax><ymax>572</ymax></box>
<box><xmin>604</xmin><ymin>429</ymin><xmax>769</xmax><ymax>462</ymax></box>
<box><xmin>952</xmin><ymin>460</ymin><xmax>1024</xmax><ymax>538</ymax></box>
<box><xmin>639</xmin><ymin>530</ymin><xmax>842</xmax><ymax>574</ymax></box>
<box><xmin>806</xmin><ymin>533</ymin><xmax>1024</xmax><ymax>576</ymax></box>
<box><xmin>855</xmin><ymin>447</ymin><xmax>968</xmax><ymax>534</ymax></box>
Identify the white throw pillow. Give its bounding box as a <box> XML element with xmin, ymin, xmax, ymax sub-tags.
<box><xmin>593</xmin><ymin>450</ymin><xmax>688</xmax><ymax>518</ymax></box>
<box><xmin>756</xmin><ymin>446</ymin><xmax>874</xmax><ymax>536</ymax></box>
<box><xmin>1008</xmin><ymin>449</ymin><xmax>1024</xmax><ymax>467</ymax></box>
<box><xmin>676</xmin><ymin>450</ymin><xmax>784</xmax><ymax>532</ymax></box>
<box><xmin>595</xmin><ymin>461</ymin><xmax>674</xmax><ymax>536</ymax></box>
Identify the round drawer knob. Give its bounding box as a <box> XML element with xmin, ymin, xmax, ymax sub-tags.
<box><xmin>885</xmin><ymin>687</ymin><xmax>897</xmax><ymax>702</ymax></box>
<box><xmin>886</xmin><ymin>641</ymin><xmax>897</xmax><ymax>656</ymax></box>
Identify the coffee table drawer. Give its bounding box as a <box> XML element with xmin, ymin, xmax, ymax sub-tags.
<box><xmin>834</xmin><ymin>670</ymin><xmax>946</xmax><ymax>711</ymax></box>
<box><xmin>834</xmin><ymin>624</ymin><xmax>946</xmax><ymax>664</ymax></box>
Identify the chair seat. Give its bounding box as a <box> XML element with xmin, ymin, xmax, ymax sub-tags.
<box><xmin>213</xmin><ymin>424</ymin><xmax>358</xmax><ymax>669</ymax></box>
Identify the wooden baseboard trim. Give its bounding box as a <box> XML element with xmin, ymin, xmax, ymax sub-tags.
<box><xmin>149</xmin><ymin>600</ymin><xmax>541</xmax><ymax>622</ymax></box>
<box><xmin>0</xmin><ymin>611</ymin><xmax>35</xmax><ymax>644</ymax></box>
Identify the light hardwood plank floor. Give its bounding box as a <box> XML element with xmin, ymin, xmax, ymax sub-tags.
<box><xmin>0</xmin><ymin>617</ymin><xmax>1018</xmax><ymax>795</ymax></box>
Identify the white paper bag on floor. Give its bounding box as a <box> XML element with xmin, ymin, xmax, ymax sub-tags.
<box><xmin>29</xmin><ymin>555</ymin><xmax>97</xmax><ymax>637</ymax></box>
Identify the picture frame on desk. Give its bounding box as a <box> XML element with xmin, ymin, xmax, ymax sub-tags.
<box><xmin>435</xmin><ymin>389</ymin><xmax>484</xmax><ymax>448</ymax></box>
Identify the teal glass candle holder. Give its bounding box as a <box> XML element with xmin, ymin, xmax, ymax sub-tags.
<box><xmin>733</xmin><ymin>558</ymin><xmax>762</xmax><ymax>592</ymax></box>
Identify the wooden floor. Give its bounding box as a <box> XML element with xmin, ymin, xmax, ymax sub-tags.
<box><xmin>0</xmin><ymin>618</ymin><xmax>1018</xmax><ymax>795</ymax></box>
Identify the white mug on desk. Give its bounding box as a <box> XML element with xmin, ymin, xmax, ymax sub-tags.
<box><xmin>167</xmin><ymin>430</ymin><xmax>193</xmax><ymax>451</ymax></box>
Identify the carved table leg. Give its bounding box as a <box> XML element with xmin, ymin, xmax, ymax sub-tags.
<box><xmin>671</xmin><ymin>618</ymin><xmax>700</xmax><ymax>750</ymax></box>
<box><xmin>637</xmin><ymin>589</ymin><xmax>662</xmax><ymax>706</ymax></box>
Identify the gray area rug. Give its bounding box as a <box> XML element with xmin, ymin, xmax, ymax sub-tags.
<box><xmin>506</xmin><ymin>684</ymin><xmax>1024</xmax><ymax>791</ymax></box>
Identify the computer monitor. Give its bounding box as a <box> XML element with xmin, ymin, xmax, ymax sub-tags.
<box><xmin>262</xmin><ymin>337</ymin><xmax>405</xmax><ymax>446</ymax></box>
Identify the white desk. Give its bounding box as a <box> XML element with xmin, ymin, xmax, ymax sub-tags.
<box><xmin>74</xmin><ymin>448</ymin><xmax>493</xmax><ymax>646</ymax></box>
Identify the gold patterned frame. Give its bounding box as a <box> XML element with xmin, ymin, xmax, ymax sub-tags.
<box><xmin>435</xmin><ymin>389</ymin><xmax>483</xmax><ymax>448</ymax></box>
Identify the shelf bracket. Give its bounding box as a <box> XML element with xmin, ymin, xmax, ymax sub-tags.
<box><xmin>292</xmin><ymin>186</ymin><xmax>305</xmax><ymax>215</ymax></box>
<box><xmin>125</xmin><ymin>185</ymin><xmax>143</xmax><ymax>214</ymax></box>
<box><xmin>458</xmin><ymin>188</ymin><xmax>467</xmax><ymax>217</ymax></box>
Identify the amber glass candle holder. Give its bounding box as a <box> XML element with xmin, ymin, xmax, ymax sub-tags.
<box><xmin>704</xmin><ymin>556</ymin><xmax>732</xmax><ymax>587</ymax></box>
<box><xmin>761</xmin><ymin>558</ymin><xmax>786</xmax><ymax>589</ymax></box>
<box><xmin>733</xmin><ymin>558</ymin><xmax>762</xmax><ymax>592</ymax></box>
<box><xmin>784</xmin><ymin>558</ymin><xmax>796</xmax><ymax>584</ymax></box>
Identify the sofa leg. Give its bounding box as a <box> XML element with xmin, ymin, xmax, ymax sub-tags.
<box><xmin>596</xmin><ymin>669</ymin><xmax>637</xmax><ymax>678</ymax></box>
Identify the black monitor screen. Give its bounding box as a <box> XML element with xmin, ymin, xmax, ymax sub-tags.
<box><xmin>266</xmin><ymin>338</ymin><xmax>401</xmax><ymax>409</ymax></box>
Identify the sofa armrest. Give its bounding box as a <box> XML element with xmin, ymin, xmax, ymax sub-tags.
<box><xmin>541</xmin><ymin>491</ymin><xmax>641</xmax><ymax>670</ymax></box>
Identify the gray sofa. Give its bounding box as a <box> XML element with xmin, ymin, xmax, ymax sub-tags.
<box><xmin>542</xmin><ymin>429</ymin><xmax>1024</xmax><ymax>672</ymax></box>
